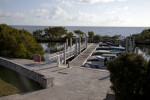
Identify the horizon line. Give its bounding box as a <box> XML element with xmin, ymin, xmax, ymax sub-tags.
<box><xmin>2</xmin><ymin>23</ymin><xmax>149</xmax><ymax>28</ymax></box>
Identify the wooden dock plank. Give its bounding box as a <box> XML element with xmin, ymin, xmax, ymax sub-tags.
<box><xmin>70</xmin><ymin>43</ymin><xmax>99</xmax><ymax>67</ymax></box>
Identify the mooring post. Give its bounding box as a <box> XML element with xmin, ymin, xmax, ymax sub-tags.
<box><xmin>129</xmin><ymin>35</ymin><xmax>132</xmax><ymax>52</ymax></box>
<box><xmin>57</xmin><ymin>55</ymin><xmax>60</xmax><ymax>67</ymax></box>
<box><xmin>125</xmin><ymin>38</ymin><xmax>128</xmax><ymax>52</ymax></box>
<box><xmin>64</xmin><ymin>43</ymin><xmax>66</xmax><ymax>65</ymax></box>
<box><xmin>66</xmin><ymin>39</ymin><xmax>68</xmax><ymax>50</ymax></box>
<box><xmin>135</xmin><ymin>47</ymin><xmax>138</xmax><ymax>54</ymax></box>
<box><xmin>79</xmin><ymin>37</ymin><xmax>81</xmax><ymax>53</ymax></box>
<box><xmin>133</xmin><ymin>36</ymin><xmax>135</xmax><ymax>46</ymax></box>
<box><xmin>68</xmin><ymin>61</ymin><xmax>70</xmax><ymax>68</ymax></box>
<box><xmin>75</xmin><ymin>38</ymin><xmax>78</xmax><ymax>56</ymax></box>
<box><xmin>70</xmin><ymin>38</ymin><xmax>72</xmax><ymax>50</ymax></box>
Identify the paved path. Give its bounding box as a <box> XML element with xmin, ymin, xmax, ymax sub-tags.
<box><xmin>0</xmin><ymin>43</ymin><xmax>111</xmax><ymax>100</ymax></box>
<box><xmin>70</xmin><ymin>43</ymin><xmax>99</xmax><ymax>67</ymax></box>
<box><xmin>0</xmin><ymin>67</ymin><xmax>110</xmax><ymax>100</ymax></box>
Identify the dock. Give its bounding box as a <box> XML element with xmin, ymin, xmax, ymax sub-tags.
<box><xmin>70</xmin><ymin>43</ymin><xmax>99</xmax><ymax>67</ymax></box>
<box><xmin>0</xmin><ymin>42</ymin><xmax>111</xmax><ymax>100</ymax></box>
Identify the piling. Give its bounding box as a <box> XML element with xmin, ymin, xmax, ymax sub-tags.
<box><xmin>57</xmin><ymin>55</ymin><xmax>60</xmax><ymax>67</ymax></box>
<box><xmin>70</xmin><ymin>38</ymin><xmax>72</xmax><ymax>49</ymax></box>
<box><xmin>64</xmin><ymin>43</ymin><xmax>66</xmax><ymax>65</ymax></box>
<box><xmin>66</xmin><ymin>39</ymin><xmax>68</xmax><ymax>50</ymax></box>
<box><xmin>79</xmin><ymin>37</ymin><xmax>81</xmax><ymax>53</ymax></box>
<box><xmin>125</xmin><ymin>38</ymin><xmax>128</xmax><ymax>52</ymax></box>
<box><xmin>75</xmin><ymin>38</ymin><xmax>78</xmax><ymax>56</ymax></box>
<box><xmin>135</xmin><ymin>47</ymin><xmax>138</xmax><ymax>54</ymax></box>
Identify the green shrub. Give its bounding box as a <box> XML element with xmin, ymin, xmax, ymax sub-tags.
<box><xmin>0</xmin><ymin>24</ymin><xmax>45</xmax><ymax>60</ymax></box>
<box><xmin>107</xmin><ymin>52</ymin><xmax>150</xmax><ymax>100</ymax></box>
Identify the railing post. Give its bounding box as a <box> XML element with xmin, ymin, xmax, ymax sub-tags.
<box><xmin>57</xmin><ymin>55</ymin><xmax>60</xmax><ymax>67</ymax></box>
<box><xmin>66</xmin><ymin>39</ymin><xmax>68</xmax><ymax>50</ymax></box>
<box><xmin>70</xmin><ymin>38</ymin><xmax>72</xmax><ymax>50</ymax></box>
<box><xmin>79</xmin><ymin>37</ymin><xmax>81</xmax><ymax>53</ymax></box>
<box><xmin>64</xmin><ymin>43</ymin><xmax>66</xmax><ymax>65</ymax></box>
<box><xmin>75</xmin><ymin>38</ymin><xmax>78</xmax><ymax>56</ymax></box>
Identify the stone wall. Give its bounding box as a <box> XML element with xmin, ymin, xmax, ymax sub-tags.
<box><xmin>0</xmin><ymin>57</ymin><xmax>54</xmax><ymax>88</ymax></box>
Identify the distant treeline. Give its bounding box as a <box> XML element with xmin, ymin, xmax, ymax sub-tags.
<box><xmin>32</xmin><ymin>27</ymin><xmax>84</xmax><ymax>42</ymax></box>
<box><xmin>32</xmin><ymin>27</ymin><xmax>122</xmax><ymax>43</ymax></box>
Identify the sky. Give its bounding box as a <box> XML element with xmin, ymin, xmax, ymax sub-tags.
<box><xmin>0</xmin><ymin>0</ymin><xmax>150</xmax><ymax>26</ymax></box>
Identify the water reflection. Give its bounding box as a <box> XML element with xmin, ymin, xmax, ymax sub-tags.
<box><xmin>40</xmin><ymin>42</ymin><xmax>65</xmax><ymax>62</ymax></box>
<box><xmin>41</xmin><ymin>42</ymin><xmax>64</xmax><ymax>54</ymax></box>
<box><xmin>136</xmin><ymin>45</ymin><xmax>150</xmax><ymax>61</ymax></box>
<box><xmin>40</xmin><ymin>42</ymin><xmax>81</xmax><ymax>62</ymax></box>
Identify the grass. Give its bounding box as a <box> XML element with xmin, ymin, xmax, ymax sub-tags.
<box><xmin>0</xmin><ymin>66</ymin><xmax>42</xmax><ymax>97</ymax></box>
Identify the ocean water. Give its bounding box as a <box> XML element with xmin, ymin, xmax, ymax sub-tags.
<box><xmin>11</xmin><ymin>25</ymin><xmax>150</xmax><ymax>36</ymax></box>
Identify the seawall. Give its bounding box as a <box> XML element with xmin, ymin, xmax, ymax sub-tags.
<box><xmin>0</xmin><ymin>57</ymin><xmax>54</xmax><ymax>88</ymax></box>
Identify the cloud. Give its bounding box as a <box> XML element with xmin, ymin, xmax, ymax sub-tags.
<box><xmin>41</xmin><ymin>0</ymin><xmax>127</xmax><ymax>8</ymax></box>
<box><xmin>14</xmin><ymin>13</ymin><xmax>25</xmax><ymax>18</ymax></box>
<box><xmin>72</xmin><ymin>11</ymin><xmax>98</xmax><ymax>22</ymax></box>
<box><xmin>42</xmin><ymin>3</ymin><xmax>53</xmax><ymax>7</ymax></box>
<box><xmin>76</xmin><ymin>0</ymin><xmax>114</xmax><ymax>4</ymax></box>
<box><xmin>0</xmin><ymin>9</ymin><xmax>11</xmax><ymax>17</ymax></box>
<box><xmin>0</xmin><ymin>9</ymin><xmax>27</xmax><ymax>25</ymax></box>
<box><xmin>106</xmin><ymin>6</ymin><xmax>129</xmax><ymax>14</ymax></box>
<box><xmin>75</xmin><ymin>0</ymin><xmax>127</xmax><ymax>4</ymax></box>
<box><xmin>123</xmin><ymin>6</ymin><xmax>129</xmax><ymax>11</ymax></box>
<box><xmin>49</xmin><ymin>6</ymin><xmax>68</xmax><ymax>20</ymax></box>
<box><xmin>117</xmin><ymin>0</ymin><xmax>127</xmax><ymax>1</ymax></box>
<box><xmin>42</xmin><ymin>0</ymin><xmax>72</xmax><ymax>8</ymax></box>
<box><xmin>105</xmin><ymin>6</ymin><xmax>129</xmax><ymax>23</ymax></box>
<box><xmin>0</xmin><ymin>9</ymin><xmax>25</xmax><ymax>18</ymax></box>
<box><xmin>30</xmin><ymin>9</ymin><xmax>48</xmax><ymax>18</ymax></box>
<box><xmin>0</xmin><ymin>0</ymin><xmax>10</xmax><ymax>3</ymax></box>
<box><xmin>56</xmin><ymin>0</ymin><xmax>73</xmax><ymax>6</ymax></box>
<box><xmin>106</xmin><ymin>16</ymin><xmax>124</xmax><ymax>22</ymax></box>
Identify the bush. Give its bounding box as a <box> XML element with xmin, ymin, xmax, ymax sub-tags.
<box><xmin>107</xmin><ymin>52</ymin><xmax>150</xmax><ymax>100</ymax></box>
<box><xmin>0</xmin><ymin>24</ymin><xmax>45</xmax><ymax>60</ymax></box>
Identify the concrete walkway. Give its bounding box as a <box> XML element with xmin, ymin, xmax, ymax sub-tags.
<box><xmin>0</xmin><ymin>67</ymin><xmax>110</xmax><ymax>100</ymax></box>
<box><xmin>0</xmin><ymin>43</ymin><xmax>111</xmax><ymax>100</ymax></box>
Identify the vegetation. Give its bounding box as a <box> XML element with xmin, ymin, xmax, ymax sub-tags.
<box><xmin>74</xmin><ymin>30</ymin><xmax>85</xmax><ymax>38</ymax></box>
<box><xmin>94</xmin><ymin>35</ymin><xmax>102</xmax><ymax>41</ymax></box>
<box><xmin>32</xmin><ymin>27</ymin><xmax>75</xmax><ymax>41</ymax></box>
<box><xmin>32</xmin><ymin>26</ymin><xmax>122</xmax><ymax>43</ymax></box>
<box><xmin>0</xmin><ymin>24</ymin><xmax>44</xmax><ymax>60</ymax></box>
<box><xmin>44</xmin><ymin>27</ymin><xmax>67</xmax><ymax>40</ymax></box>
<box><xmin>32</xmin><ymin>29</ymin><xmax>43</xmax><ymax>40</ymax></box>
<box><xmin>88</xmin><ymin>32</ymin><xmax>121</xmax><ymax>43</ymax></box>
<box><xmin>133</xmin><ymin>28</ymin><xmax>150</xmax><ymax>44</ymax></box>
<box><xmin>107</xmin><ymin>52</ymin><xmax>150</xmax><ymax>100</ymax></box>
<box><xmin>65</xmin><ymin>32</ymin><xmax>74</xmax><ymax>39</ymax></box>
<box><xmin>88</xmin><ymin>31</ymin><xmax>94</xmax><ymax>40</ymax></box>
<box><xmin>0</xmin><ymin>66</ymin><xmax>42</xmax><ymax>97</ymax></box>
<box><xmin>111</xmin><ymin>35</ymin><xmax>121</xmax><ymax>43</ymax></box>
